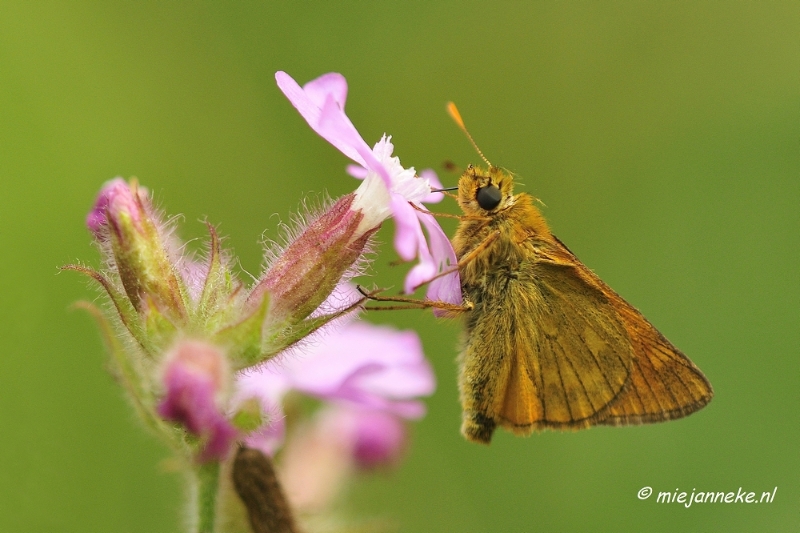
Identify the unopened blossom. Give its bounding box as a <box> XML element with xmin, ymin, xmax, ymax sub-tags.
<box><xmin>157</xmin><ymin>340</ymin><xmax>237</xmax><ymax>462</ymax></box>
<box><xmin>85</xmin><ymin>177</ymin><xmax>187</xmax><ymax>322</ymax></box>
<box><xmin>246</xmin><ymin>193</ymin><xmax>374</xmax><ymax>326</ymax></box>
<box><xmin>86</xmin><ymin>177</ymin><xmax>138</xmax><ymax>235</ymax></box>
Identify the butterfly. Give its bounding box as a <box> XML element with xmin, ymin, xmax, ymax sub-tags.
<box><xmin>452</xmin><ymin>163</ymin><xmax>713</xmax><ymax>444</ymax></box>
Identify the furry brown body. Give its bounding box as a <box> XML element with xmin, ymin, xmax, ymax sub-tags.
<box><xmin>452</xmin><ymin>166</ymin><xmax>713</xmax><ymax>444</ymax></box>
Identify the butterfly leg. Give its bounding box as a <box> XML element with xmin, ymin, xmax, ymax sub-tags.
<box><xmin>356</xmin><ymin>285</ymin><xmax>473</xmax><ymax>314</ymax></box>
<box><xmin>408</xmin><ymin>230</ymin><xmax>501</xmax><ymax>293</ymax></box>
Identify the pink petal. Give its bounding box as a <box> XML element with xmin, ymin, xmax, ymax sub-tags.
<box><xmin>417</xmin><ymin>211</ymin><xmax>462</xmax><ymax>306</ymax></box>
<box><xmin>346</xmin><ymin>164</ymin><xmax>368</xmax><ymax>179</ymax></box>
<box><xmin>276</xmin><ymin>71</ymin><xmax>392</xmax><ymax>187</ymax></box>
<box><xmin>391</xmin><ymin>195</ymin><xmax>423</xmax><ymax>262</ymax></box>
<box><xmin>419</xmin><ymin>169</ymin><xmax>445</xmax><ymax>204</ymax></box>
<box><xmin>244</xmin><ymin>321</ymin><xmax>434</xmax><ymax>420</ymax></box>
<box><xmin>317</xmin><ymin>95</ymin><xmax>392</xmax><ymax>187</ymax></box>
<box><xmin>403</xmin><ymin>259</ymin><xmax>436</xmax><ymax>295</ymax></box>
<box><xmin>291</xmin><ymin>322</ymin><xmax>435</xmax><ymax>402</ymax></box>
<box><xmin>398</xmin><ymin>207</ymin><xmax>462</xmax><ymax>311</ymax></box>
<box><xmin>301</xmin><ymin>72</ymin><xmax>348</xmax><ymax>109</ymax></box>
<box><xmin>276</xmin><ymin>71</ymin><xmax>368</xmax><ymax>167</ymax></box>
<box><xmin>325</xmin><ymin>406</ymin><xmax>408</xmax><ymax>470</ymax></box>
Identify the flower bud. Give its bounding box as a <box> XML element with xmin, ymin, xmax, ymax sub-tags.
<box><xmin>86</xmin><ymin>178</ymin><xmax>133</xmax><ymax>236</ymax></box>
<box><xmin>157</xmin><ymin>340</ymin><xmax>237</xmax><ymax>462</ymax></box>
<box><xmin>89</xmin><ymin>178</ymin><xmax>187</xmax><ymax>323</ymax></box>
<box><xmin>249</xmin><ymin>193</ymin><xmax>376</xmax><ymax>328</ymax></box>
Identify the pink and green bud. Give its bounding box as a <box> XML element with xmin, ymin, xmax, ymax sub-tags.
<box><xmin>248</xmin><ymin>193</ymin><xmax>375</xmax><ymax>331</ymax></box>
<box><xmin>89</xmin><ymin>178</ymin><xmax>187</xmax><ymax>324</ymax></box>
<box><xmin>157</xmin><ymin>340</ymin><xmax>237</xmax><ymax>462</ymax></box>
<box><xmin>86</xmin><ymin>178</ymin><xmax>135</xmax><ymax>235</ymax></box>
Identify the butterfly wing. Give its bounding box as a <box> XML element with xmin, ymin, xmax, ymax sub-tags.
<box><xmin>459</xmin><ymin>235</ymin><xmax>712</xmax><ymax>444</ymax></box>
<box><xmin>459</xmin><ymin>254</ymin><xmax>635</xmax><ymax>443</ymax></box>
<box><xmin>543</xmin><ymin>236</ymin><xmax>713</xmax><ymax>426</ymax></box>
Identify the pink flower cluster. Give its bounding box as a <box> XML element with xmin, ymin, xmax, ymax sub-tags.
<box><xmin>81</xmin><ymin>71</ymin><xmax>453</xmax><ymax>472</ymax></box>
<box><xmin>154</xmin><ymin>304</ymin><xmax>434</xmax><ymax>466</ymax></box>
<box><xmin>235</xmin><ymin>304</ymin><xmax>435</xmax><ymax>462</ymax></box>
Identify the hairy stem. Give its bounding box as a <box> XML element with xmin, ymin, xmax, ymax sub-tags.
<box><xmin>197</xmin><ymin>461</ymin><xmax>221</xmax><ymax>533</ymax></box>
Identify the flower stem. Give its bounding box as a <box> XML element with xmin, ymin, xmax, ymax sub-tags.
<box><xmin>197</xmin><ymin>461</ymin><xmax>221</xmax><ymax>533</ymax></box>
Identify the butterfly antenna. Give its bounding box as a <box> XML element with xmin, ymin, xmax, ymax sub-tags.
<box><xmin>447</xmin><ymin>102</ymin><xmax>492</xmax><ymax>168</ymax></box>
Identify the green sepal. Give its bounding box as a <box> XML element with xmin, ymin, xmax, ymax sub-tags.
<box><xmin>230</xmin><ymin>397</ymin><xmax>264</xmax><ymax>432</ymax></box>
<box><xmin>142</xmin><ymin>295</ymin><xmax>179</xmax><ymax>357</ymax></box>
<box><xmin>61</xmin><ymin>264</ymin><xmax>148</xmax><ymax>349</ymax></box>
<box><xmin>260</xmin><ymin>294</ymin><xmax>366</xmax><ymax>362</ymax></box>
<box><xmin>195</xmin><ymin>223</ymin><xmax>238</xmax><ymax>331</ymax></box>
<box><xmin>213</xmin><ymin>290</ymin><xmax>271</xmax><ymax>370</ymax></box>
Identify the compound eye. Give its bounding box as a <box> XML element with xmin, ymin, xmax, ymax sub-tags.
<box><xmin>476</xmin><ymin>185</ymin><xmax>502</xmax><ymax>210</ymax></box>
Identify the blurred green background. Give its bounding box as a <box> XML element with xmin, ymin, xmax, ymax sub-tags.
<box><xmin>1</xmin><ymin>2</ymin><xmax>797</xmax><ymax>532</ymax></box>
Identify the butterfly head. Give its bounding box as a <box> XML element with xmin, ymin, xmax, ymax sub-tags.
<box><xmin>457</xmin><ymin>165</ymin><xmax>515</xmax><ymax>216</ymax></box>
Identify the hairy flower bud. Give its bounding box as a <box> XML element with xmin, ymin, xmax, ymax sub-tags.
<box><xmin>88</xmin><ymin>178</ymin><xmax>187</xmax><ymax>323</ymax></box>
<box><xmin>157</xmin><ymin>340</ymin><xmax>237</xmax><ymax>462</ymax></box>
<box><xmin>249</xmin><ymin>194</ymin><xmax>375</xmax><ymax>328</ymax></box>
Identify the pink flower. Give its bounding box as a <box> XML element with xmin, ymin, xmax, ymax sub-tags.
<box><xmin>276</xmin><ymin>71</ymin><xmax>462</xmax><ymax>306</ymax></box>
<box><xmin>277</xmin><ymin>405</ymin><xmax>408</xmax><ymax>512</ymax></box>
<box><xmin>341</xmin><ymin>407</ymin><xmax>407</xmax><ymax>469</ymax></box>
<box><xmin>157</xmin><ymin>340</ymin><xmax>238</xmax><ymax>462</ymax></box>
<box><xmin>234</xmin><ymin>312</ymin><xmax>435</xmax><ymax>457</ymax></box>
